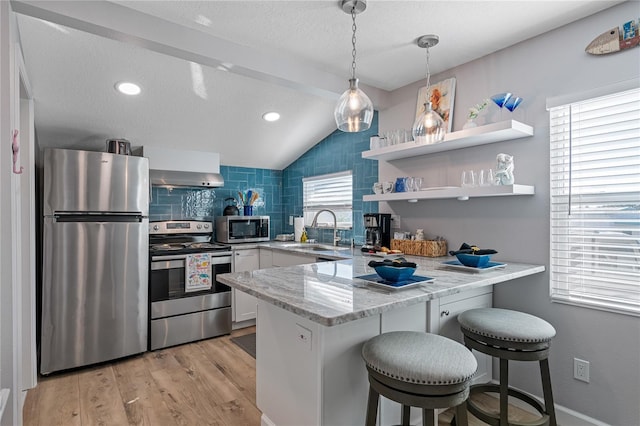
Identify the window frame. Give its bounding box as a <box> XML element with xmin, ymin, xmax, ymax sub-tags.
<box><xmin>302</xmin><ymin>170</ymin><xmax>353</xmax><ymax>229</ymax></box>
<box><xmin>548</xmin><ymin>85</ymin><xmax>640</xmax><ymax>317</ymax></box>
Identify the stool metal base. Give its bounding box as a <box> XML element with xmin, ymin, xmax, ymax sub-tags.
<box><xmin>461</xmin><ymin>333</ymin><xmax>557</xmax><ymax>426</ymax></box>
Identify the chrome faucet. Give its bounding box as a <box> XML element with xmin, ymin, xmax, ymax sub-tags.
<box><xmin>311</xmin><ymin>209</ymin><xmax>341</xmax><ymax>246</ymax></box>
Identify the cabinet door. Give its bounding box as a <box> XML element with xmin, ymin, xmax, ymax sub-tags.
<box><xmin>233</xmin><ymin>249</ymin><xmax>260</xmax><ymax>322</ymax></box>
<box><xmin>259</xmin><ymin>248</ymin><xmax>273</xmax><ymax>269</ymax></box>
<box><xmin>272</xmin><ymin>251</ymin><xmax>313</xmax><ymax>267</ymax></box>
<box><xmin>437</xmin><ymin>292</ymin><xmax>493</xmax><ymax>384</ymax></box>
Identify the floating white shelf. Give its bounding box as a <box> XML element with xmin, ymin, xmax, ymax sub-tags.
<box><xmin>362</xmin><ymin>120</ymin><xmax>534</xmax><ymax>161</ymax></box>
<box><xmin>363</xmin><ymin>184</ymin><xmax>535</xmax><ymax>202</ymax></box>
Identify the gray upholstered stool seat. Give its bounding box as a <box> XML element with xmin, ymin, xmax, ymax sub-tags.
<box><xmin>362</xmin><ymin>331</ymin><xmax>477</xmax><ymax>426</ymax></box>
<box><xmin>458</xmin><ymin>308</ymin><xmax>557</xmax><ymax>426</ymax></box>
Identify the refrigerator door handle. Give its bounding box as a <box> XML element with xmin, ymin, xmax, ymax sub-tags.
<box><xmin>53</xmin><ymin>214</ymin><xmax>145</xmax><ymax>223</ymax></box>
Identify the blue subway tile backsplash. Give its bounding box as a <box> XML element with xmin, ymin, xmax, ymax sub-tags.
<box><xmin>282</xmin><ymin>112</ymin><xmax>379</xmax><ymax>246</ymax></box>
<box><xmin>149</xmin><ymin>112</ymin><xmax>378</xmax><ymax>245</ymax></box>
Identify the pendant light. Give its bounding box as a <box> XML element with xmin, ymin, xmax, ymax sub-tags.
<box><xmin>334</xmin><ymin>0</ymin><xmax>373</xmax><ymax>133</ymax></box>
<box><xmin>412</xmin><ymin>35</ymin><xmax>445</xmax><ymax>144</ymax></box>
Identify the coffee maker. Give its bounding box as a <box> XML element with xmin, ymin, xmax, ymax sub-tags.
<box><xmin>363</xmin><ymin>213</ymin><xmax>392</xmax><ymax>251</ymax></box>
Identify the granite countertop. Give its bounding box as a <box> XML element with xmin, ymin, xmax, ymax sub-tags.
<box><xmin>218</xmin><ymin>250</ymin><xmax>545</xmax><ymax>326</ymax></box>
<box><xmin>228</xmin><ymin>241</ymin><xmax>355</xmax><ymax>260</ymax></box>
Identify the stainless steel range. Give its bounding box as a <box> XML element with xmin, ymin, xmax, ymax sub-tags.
<box><xmin>149</xmin><ymin>220</ymin><xmax>232</xmax><ymax>350</ymax></box>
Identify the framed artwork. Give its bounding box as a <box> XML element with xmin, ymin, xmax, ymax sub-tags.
<box><xmin>415</xmin><ymin>77</ymin><xmax>456</xmax><ymax>133</ymax></box>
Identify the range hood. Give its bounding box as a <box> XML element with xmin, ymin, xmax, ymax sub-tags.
<box><xmin>136</xmin><ymin>146</ymin><xmax>224</xmax><ymax>188</ymax></box>
<box><xmin>149</xmin><ymin>169</ymin><xmax>224</xmax><ymax>188</ymax></box>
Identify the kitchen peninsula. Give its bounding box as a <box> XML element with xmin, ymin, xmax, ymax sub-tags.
<box><xmin>218</xmin><ymin>249</ymin><xmax>544</xmax><ymax>426</ymax></box>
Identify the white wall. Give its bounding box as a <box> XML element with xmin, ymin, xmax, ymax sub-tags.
<box><xmin>0</xmin><ymin>3</ymin><xmax>37</xmax><ymax>424</ymax></box>
<box><xmin>0</xmin><ymin>1</ymin><xmax>17</xmax><ymax>424</ymax></box>
<box><xmin>378</xmin><ymin>3</ymin><xmax>639</xmax><ymax>425</ymax></box>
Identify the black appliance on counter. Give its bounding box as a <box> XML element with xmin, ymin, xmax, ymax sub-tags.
<box><xmin>363</xmin><ymin>213</ymin><xmax>392</xmax><ymax>250</ymax></box>
<box><xmin>149</xmin><ymin>220</ymin><xmax>232</xmax><ymax>350</ymax></box>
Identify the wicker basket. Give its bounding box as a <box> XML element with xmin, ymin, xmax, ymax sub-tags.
<box><xmin>391</xmin><ymin>239</ymin><xmax>447</xmax><ymax>257</ymax></box>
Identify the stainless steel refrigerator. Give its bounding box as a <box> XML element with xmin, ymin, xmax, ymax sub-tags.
<box><xmin>41</xmin><ymin>148</ymin><xmax>149</xmax><ymax>374</ymax></box>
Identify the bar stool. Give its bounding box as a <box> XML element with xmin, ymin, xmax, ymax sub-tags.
<box><xmin>457</xmin><ymin>308</ymin><xmax>557</xmax><ymax>426</ymax></box>
<box><xmin>361</xmin><ymin>331</ymin><xmax>477</xmax><ymax>426</ymax></box>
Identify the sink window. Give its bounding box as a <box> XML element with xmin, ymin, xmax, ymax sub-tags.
<box><xmin>303</xmin><ymin>171</ymin><xmax>353</xmax><ymax>228</ymax></box>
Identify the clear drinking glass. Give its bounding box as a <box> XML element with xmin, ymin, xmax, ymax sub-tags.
<box><xmin>479</xmin><ymin>169</ymin><xmax>494</xmax><ymax>186</ymax></box>
<box><xmin>461</xmin><ymin>170</ymin><xmax>476</xmax><ymax>187</ymax></box>
<box><xmin>405</xmin><ymin>177</ymin><xmax>415</xmax><ymax>192</ymax></box>
<box><xmin>413</xmin><ymin>177</ymin><xmax>423</xmax><ymax>191</ymax></box>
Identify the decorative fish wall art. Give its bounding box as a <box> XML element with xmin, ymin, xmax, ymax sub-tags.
<box><xmin>586</xmin><ymin>18</ymin><xmax>640</xmax><ymax>55</ymax></box>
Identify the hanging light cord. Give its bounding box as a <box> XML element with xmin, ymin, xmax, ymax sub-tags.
<box><xmin>424</xmin><ymin>44</ymin><xmax>431</xmax><ymax>93</ymax></box>
<box><xmin>350</xmin><ymin>6</ymin><xmax>357</xmax><ymax>80</ymax></box>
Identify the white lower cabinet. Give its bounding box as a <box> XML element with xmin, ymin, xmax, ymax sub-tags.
<box><xmin>428</xmin><ymin>287</ymin><xmax>493</xmax><ymax>384</ymax></box>
<box><xmin>271</xmin><ymin>251</ymin><xmax>314</xmax><ymax>267</ymax></box>
<box><xmin>232</xmin><ymin>248</ymin><xmax>260</xmax><ymax>323</ymax></box>
<box><xmin>256</xmin><ymin>289</ymin><xmax>494</xmax><ymax>426</ymax></box>
<box><xmin>259</xmin><ymin>248</ymin><xmax>273</xmax><ymax>269</ymax></box>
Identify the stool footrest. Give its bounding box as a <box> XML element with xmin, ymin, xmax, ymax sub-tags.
<box><xmin>468</xmin><ymin>384</ymin><xmax>550</xmax><ymax>426</ymax></box>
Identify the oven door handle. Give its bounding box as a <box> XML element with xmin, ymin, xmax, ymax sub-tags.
<box><xmin>150</xmin><ymin>253</ymin><xmax>232</xmax><ymax>270</ymax></box>
<box><xmin>151</xmin><ymin>259</ymin><xmax>184</xmax><ymax>270</ymax></box>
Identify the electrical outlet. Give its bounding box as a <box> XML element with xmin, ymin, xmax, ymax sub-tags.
<box><xmin>574</xmin><ymin>358</ymin><xmax>590</xmax><ymax>383</ymax></box>
<box><xmin>391</xmin><ymin>214</ymin><xmax>401</xmax><ymax>229</ymax></box>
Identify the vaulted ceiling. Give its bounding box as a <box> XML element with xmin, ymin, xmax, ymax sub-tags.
<box><xmin>12</xmin><ymin>0</ymin><xmax>622</xmax><ymax>169</ymax></box>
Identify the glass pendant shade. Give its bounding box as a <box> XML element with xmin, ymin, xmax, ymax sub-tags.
<box><xmin>335</xmin><ymin>78</ymin><xmax>374</xmax><ymax>132</ymax></box>
<box><xmin>412</xmin><ymin>101</ymin><xmax>445</xmax><ymax>144</ymax></box>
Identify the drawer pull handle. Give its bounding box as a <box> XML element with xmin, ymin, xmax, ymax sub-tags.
<box><xmin>441</xmin><ymin>310</ymin><xmax>450</xmax><ymax>317</ymax></box>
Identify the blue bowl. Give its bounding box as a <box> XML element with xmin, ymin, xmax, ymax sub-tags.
<box><xmin>373</xmin><ymin>265</ymin><xmax>416</xmax><ymax>282</ymax></box>
<box><xmin>456</xmin><ymin>253</ymin><xmax>492</xmax><ymax>268</ymax></box>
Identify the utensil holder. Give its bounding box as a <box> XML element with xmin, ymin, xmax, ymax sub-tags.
<box><xmin>243</xmin><ymin>205</ymin><xmax>253</xmax><ymax>216</ymax></box>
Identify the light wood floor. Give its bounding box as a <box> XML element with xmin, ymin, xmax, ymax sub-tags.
<box><xmin>24</xmin><ymin>327</ymin><xmax>260</xmax><ymax>426</ymax></box>
<box><xmin>24</xmin><ymin>326</ymin><xmax>539</xmax><ymax>426</ymax></box>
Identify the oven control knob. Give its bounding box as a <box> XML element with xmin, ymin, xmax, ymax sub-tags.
<box><xmin>152</xmin><ymin>224</ymin><xmax>159</xmax><ymax>231</ymax></box>
<box><xmin>204</xmin><ymin>224</ymin><xmax>209</xmax><ymax>229</ymax></box>
<box><xmin>196</xmin><ymin>224</ymin><xmax>202</xmax><ymax>230</ymax></box>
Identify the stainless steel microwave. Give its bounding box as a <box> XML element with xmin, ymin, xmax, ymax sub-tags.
<box><xmin>215</xmin><ymin>216</ymin><xmax>270</xmax><ymax>243</ymax></box>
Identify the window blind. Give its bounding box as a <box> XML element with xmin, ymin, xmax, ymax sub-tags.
<box><xmin>549</xmin><ymin>87</ymin><xmax>640</xmax><ymax>316</ymax></box>
<box><xmin>303</xmin><ymin>171</ymin><xmax>353</xmax><ymax>228</ymax></box>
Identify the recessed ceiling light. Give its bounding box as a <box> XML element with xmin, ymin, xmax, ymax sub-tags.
<box><xmin>262</xmin><ymin>112</ymin><xmax>280</xmax><ymax>122</ymax></box>
<box><xmin>115</xmin><ymin>82</ymin><xmax>141</xmax><ymax>96</ymax></box>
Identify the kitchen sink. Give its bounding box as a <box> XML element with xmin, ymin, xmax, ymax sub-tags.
<box><xmin>309</xmin><ymin>246</ymin><xmax>350</xmax><ymax>252</ymax></box>
<box><xmin>279</xmin><ymin>243</ymin><xmax>349</xmax><ymax>251</ymax></box>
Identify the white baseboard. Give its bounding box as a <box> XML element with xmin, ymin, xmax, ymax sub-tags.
<box><xmin>0</xmin><ymin>388</ymin><xmax>10</xmax><ymax>422</ymax></box>
<box><xmin>554</xmin><ymin>404</ymin><xmax>611</xmax><ymax>426</ymax></box>
<box><xmin>485</xmin><ymin>380</ymin><xmax>610</xmax><ymax>426</ymax></box>
<box><xmin>260</xmin><ymin>413</ymin><xmax>276</xmax><ymax>426</ymax></box>
<box><xmin>232</xmin><ymin>319</ymin><xmax>256</xmax><ymax>330</ymax></box>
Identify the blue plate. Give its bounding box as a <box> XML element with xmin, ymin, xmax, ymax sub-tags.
<box><xmin>357</xmin><ymin>274</ymin><xmax>434</xmax><ymax>290</ymax></box>
<box><xmin>442</xmin><ymin>260</ymin><xmax>507</xmax><ymax>272</ymax></box>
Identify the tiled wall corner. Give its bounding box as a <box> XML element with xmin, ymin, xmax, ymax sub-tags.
<box><xmin>282</xmin><ymin>111</ymin><xmax>379</xmax><ymax>245</ymax></box>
